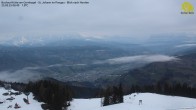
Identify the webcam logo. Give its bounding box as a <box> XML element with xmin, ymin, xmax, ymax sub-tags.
<box><xmin>181</xmin><ymin>2</ymin><xmax>194</xmax><ymax>14</ymax></box>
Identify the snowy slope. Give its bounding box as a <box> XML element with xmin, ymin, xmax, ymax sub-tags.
<box><xmin>68</xmin><ymin>93</ymin><xmax>196</xmax><ymax>110</ymax></box>
<box><xmin>1</xmin><ymin>86</ymin><xmax>196</xmax><ymax>110</ymax></box>
<box><xmin>0</xmin><ymin>87</ymin><xmax>43</xmax><ymax>110</ymax></box>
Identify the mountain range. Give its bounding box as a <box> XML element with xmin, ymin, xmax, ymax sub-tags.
<box><xmin>0</xmin><ymin>35</ymin><xmax>196</xmax><ymax>88</ymax></box>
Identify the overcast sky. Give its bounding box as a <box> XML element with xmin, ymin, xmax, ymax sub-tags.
<box><xmin>0</xmin><ymin>0</ymin><xmax>196</xmax><ymax>40</ymax></box>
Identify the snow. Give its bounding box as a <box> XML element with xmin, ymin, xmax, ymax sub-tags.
<box><xmin>0</xmin><ymin>87</ymin><xmax>43</xmax><ymax>110</ymax></box>
<box><xmin>68</xmin><ymin>93</ymin><xmax>196</xmax><ymax>110</ymax></box>
<box><xmin>1</xmin><ymin>85</ymin><xmax>196</xmax><ymax>110</ymax></box>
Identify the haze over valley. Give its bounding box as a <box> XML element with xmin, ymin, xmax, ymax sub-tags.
<box><xmin>0</xmin><ymin>35</ymin><xmax>196</xmax><ymax>88</ymax></box>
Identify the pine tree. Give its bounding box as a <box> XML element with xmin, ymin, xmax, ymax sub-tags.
<box><xmin>112</xmin><ymin>86</ymin><xmax>118</xmax><ymax>104</ymax></box>
<box><xmin>102</xmin><ymin>84</ymin><xmax>124</xmax><ymax>106</ymax></box>
<box><xmin>118</xmin><ymin>84</ymin><xmax>124</xmax><ymax>103</ymax></box>
<box><xmin>103</xmin><ymin>87</ymin><xmax>110</xmax><ymax>106</ymax></box>
<box><xmin>24</xmin><ymin>80</ymin><xmax>72</xmax><ymax>110</ymax></box>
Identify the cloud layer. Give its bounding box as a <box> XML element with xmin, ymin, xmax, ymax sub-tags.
<box><xmin>0</xmin><ymin>67</ymin><xmax>43</xmax><ymax>83</ymax></box>
<box><xmin>95</xmin><ymin>55</ymin><xmax>178</xmax><ymax>64</ymax></box>
<box><xmin>175</xmin><ymin>44</ymin><xmax>196</xmax><ymax>48</ymax></box>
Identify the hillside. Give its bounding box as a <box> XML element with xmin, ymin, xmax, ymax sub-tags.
<box><xmin>0</xmin><ymin>45</ymin><xmax>147</xmax><ymax>83</ymax></box>
<box><xmin>117</xmin><ymin>52</ymin><xmax>196</xmax><ymax>87</ymax></box>
<box><xmin>68</xmin><ymin>93</ymin><xmax>196</xmax><ymax>110</ymax></box>
<box><xmin>0</xmin><ymin>87</ymin><xmax>43</xmax><ymax>110</ymax></box>
<box><xmin>1</xmin><ymin>85</ymin><xmax>196</xmax><ymax>110</ymax></box>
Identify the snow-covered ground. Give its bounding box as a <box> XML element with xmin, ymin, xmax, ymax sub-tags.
<box><xmin>1</xmin><ymin>86</ymin><xmax>196</xmax><ymax>110</ymax></box>
<box><xmin>69</xmin><ymin>93</ymin><xmax>196</xmax><ymax>110</ymax></box>
<box><xmin>0</xmin><ymin>87</ymin><xmax>43</xmax><ymax>110</ymax></box>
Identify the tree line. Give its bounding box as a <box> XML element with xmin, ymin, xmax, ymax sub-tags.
<box><xmin>25</xmin><ymin>80</ymin><xmax>73</xmax><ymax>110</ymax></box>
<box><xmin>101</xmin><ymin>84</ymin><xmax>124</xmax><ymax>106</ymax></box>
<box><xmin>126</xmin><ymin>82</ymin><xmax>196</xmax><ymax>98</ymax></box>
<box><xmin>101</xmin><ymin>82</ymin><xmax>196</xmax><ymax>107</ymax></box>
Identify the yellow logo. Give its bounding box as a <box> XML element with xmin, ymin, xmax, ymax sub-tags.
<box><xmin>181</xmin><ymin>2</ymin><xmax>194</xmax><ymax>14</ymax></box>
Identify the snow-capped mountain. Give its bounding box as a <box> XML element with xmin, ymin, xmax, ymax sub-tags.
<box><xmin>0</xmin><ymin>35</ymin><xmax>104</xmax><ymax>47</ymax></box>
<box><xmin>0</xmin><ymin>36</ymin><xmax>45</xmax><ymax>47</ymax></box>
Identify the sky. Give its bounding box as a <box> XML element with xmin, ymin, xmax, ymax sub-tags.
<box><xmin>0</xmin><ymin>0</ymin><xmax>196</xmax><ymax>40</ymax></box>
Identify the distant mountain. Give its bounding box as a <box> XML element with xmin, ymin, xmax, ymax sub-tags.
<box><xmin>1</xmin><ymin>35</ymin><xmax>196</xmax><ymax>87</ymax></box>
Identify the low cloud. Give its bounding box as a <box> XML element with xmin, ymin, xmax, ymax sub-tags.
<box><xmin>47</xmin><ymin>63</ymin><xmax>87</xmax><ymax>68</ymax></box>
<box><xmin>175</xmin><ymin>44</ymin><xmax>196</xmax><ymax>48</ymax></box>
<box><xmin>0</xmin><ymin>67</ymin><xmax>43</xmax><ymax>83</ymax></box>
<box><xmin>0</xmin><ymin>63</ymin><xmax>88</xmax><ymax>83</ymax></box>
<box><xmin>95</xmin><ymin>55</ymin><xmax>178</xmax><ymax>64</ymax></box>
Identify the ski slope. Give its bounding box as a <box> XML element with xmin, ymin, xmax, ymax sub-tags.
<box><xmin>0</xmin><ymin>87</ymin><xmax>43</xmax><ymax>110</ymax></box>
<box><xmin>69</xmin><ymin>93</ymin><xmax>196</xmax><ymax>110</ymax></box>
<box><xmin>1</xmin><ymin>85</ymin><xmax>196</xmax><ymax>110</ymax></box>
